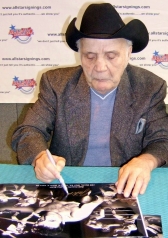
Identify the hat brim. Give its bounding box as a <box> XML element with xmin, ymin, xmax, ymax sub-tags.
<box><xmin>66</xmin><ymin>18</ymin><xmax>149</xmax><ymax>53</ymax></box>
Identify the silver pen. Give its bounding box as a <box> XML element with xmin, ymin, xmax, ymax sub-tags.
<box><xmin>46</xmin><ymin>149</ymin><xmax>68</xmax><ymax>194</ymax></box>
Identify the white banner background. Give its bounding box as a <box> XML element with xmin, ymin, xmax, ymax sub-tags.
<box><xmin>0</xmin><ymin>0</ymin><xmax>168</xmax><ymax>103</ymax></box>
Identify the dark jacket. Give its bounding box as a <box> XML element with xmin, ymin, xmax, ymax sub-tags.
<box><xmin>12</xmin><ymin>64</ymin><xmax>168</xmax><ymax>166</ymax></box>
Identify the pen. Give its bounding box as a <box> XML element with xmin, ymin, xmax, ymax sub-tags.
<box><xmin>46</xmin><ymin>149</ymin><xmax>68</xmax><ymax>194</ymax></box>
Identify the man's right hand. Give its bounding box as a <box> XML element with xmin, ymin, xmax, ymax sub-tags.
<box><xmin>32</xmin><ymin>150</ymin><xmax>66</xmax><ymax>183</ymax></box>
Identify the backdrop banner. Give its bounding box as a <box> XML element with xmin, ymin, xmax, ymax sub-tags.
<box><xmin>0</xmin><ymin>0</ymin><xmax>168</xmax><ymax>103</ymax></box>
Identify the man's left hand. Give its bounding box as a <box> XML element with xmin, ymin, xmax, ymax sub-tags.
<box><xmin>115</xmin><ymin>154</ymin><xmax>158</xmax><ymax>197</ymax></box>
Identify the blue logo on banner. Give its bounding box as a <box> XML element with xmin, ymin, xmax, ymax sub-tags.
<box><xmin>152</xmin><ymin>51</ymin><xmax>168</xmax><ymax>69</ymax></box>
<box><xmin>9</xmin><ymin>25</ymin><xmax>34</xmax><ymax>44</ymax></box>
<box><xmin>12</xmin><ymin>76</ymin><xmax>37</xmax><ymax>94</ymax></box>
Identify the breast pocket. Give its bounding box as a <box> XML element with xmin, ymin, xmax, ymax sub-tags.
<box><xmin>135</xmin><ymin>118</ymin><xmax>146</xmax><ymax>134</ymax></box>
<box><xmin>126</xmin><ymin>118</ymin><xmax>147</xmax><ymax>155</ymax></box>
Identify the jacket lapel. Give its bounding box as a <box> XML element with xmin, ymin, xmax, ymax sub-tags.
<box><xmin>64</xmin><ymin>72</ymin><xmax>90</xmax><ymax>165</ymax></box>
<box><xmin>110</xmin><ymin>68</ymin><xmax>136</xmax><ymax>166</ymax></box>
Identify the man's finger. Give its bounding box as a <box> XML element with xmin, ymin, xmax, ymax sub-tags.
<box><xmin>36</xmin><ymin>173</ymin><xmax>53</xmax><ymax>183</ymax></box>
<box><xmin>139</xmin><ymin>175</ymin><xmax>150</xmax><ymax>195</ymax></box>
<box><xmin>35</xmin><ymin>163</ymin><xmax>56</xmax><ymax>180</ymax></box>
<box><xmin>116</xmin><ymin>166</ymin><xmax>129</xmax><ymax>194</ymax></box>
<box><xmin>54</xmin><ymin>156</ymin><xmax>66</xmax><ymax>172</ymax></box>
<box><xmin>130</xmin><ymin>175</ymin><xmax>144</xmax><ymax>197</ymax></box>
<box><xmin>122</xmin><ymin>172</ymin><xmax>139</xmax><ymax>197</ymax></box>
<box><xmin>139</xmin><ymin>182</ymin><xmax>148</xmax><ymax>195</ymax></box>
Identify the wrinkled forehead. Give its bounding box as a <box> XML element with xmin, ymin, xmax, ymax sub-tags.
<box><xmin>79</xmin><ymin>38</ymin><xmax>130</xmax><ymax>52</ymax></box>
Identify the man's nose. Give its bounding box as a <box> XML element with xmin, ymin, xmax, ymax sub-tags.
<box><xmin>94</xmin><ymin>58</ymin><xmax>107</xmax><ymax>72</ymax></box>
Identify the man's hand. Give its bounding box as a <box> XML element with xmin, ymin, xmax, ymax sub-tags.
<box><xmin>32</xmin><ymin>151</ymin><xmax>66</xmax><ymax>183</ymax></box>
<box><xmin>115</xmin><ymin>154</ymin><xmax>158</xmax><ymax>197</ymax></box>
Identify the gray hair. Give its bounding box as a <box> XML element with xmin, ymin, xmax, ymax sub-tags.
<box><xmin>76</xmin><ymin>39</ymin><xmax>81</xmax><ymax>51</ymax></box>
<box><xmin>76</xmin><ymin>38</ymin><xmax>132</xmax><ymax>52</ymax></box>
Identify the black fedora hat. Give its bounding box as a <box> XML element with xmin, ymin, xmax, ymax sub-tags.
<box><xmin>66</xmin><ymin>3</ymin><xmax>149</xmax><ymax>53</ymax></box>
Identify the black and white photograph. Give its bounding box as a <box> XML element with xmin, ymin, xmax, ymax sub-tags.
<box><xmin>0</xmin><ymin>183</ymin><xmax>162</xmax><ymax>237</ymax></box>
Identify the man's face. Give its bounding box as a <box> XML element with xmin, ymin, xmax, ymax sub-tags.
<box><xmin>79</xmin><ymin>38</ymin><xmax>132</xmax><ymax>95</ymax></box>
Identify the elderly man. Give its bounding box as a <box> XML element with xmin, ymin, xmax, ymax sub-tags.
<box><xmin>12</xmin><ymin>3</ymin><xmax>168</xmax><ymax>197</ymax></box>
